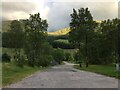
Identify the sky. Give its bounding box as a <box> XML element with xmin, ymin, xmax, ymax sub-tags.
<box><xmin>1</xmin><ymin>0</ymin><xmax>119</xmax><ymax>31</ymax></box>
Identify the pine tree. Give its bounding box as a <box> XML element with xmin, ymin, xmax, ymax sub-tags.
<box><xmin>69</xmin><ymin>8</ymin><xmax>96</xmax><ymax>67</ymax></box>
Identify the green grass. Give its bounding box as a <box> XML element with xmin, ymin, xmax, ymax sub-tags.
<box><xmin>2</xmin><ymin>62</ymin><xmax>50</xmax><ymax>86</ymax></box>
<box><xmin>74</xmin><ymin>64</ymin><xmax>120</xmax><ymax>79</ymax></box>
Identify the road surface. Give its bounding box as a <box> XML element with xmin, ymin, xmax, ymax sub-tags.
<box><xmin>5</xmin><ymin>62</ymin><xmax>118</xmax><ymax>88</ymax></box>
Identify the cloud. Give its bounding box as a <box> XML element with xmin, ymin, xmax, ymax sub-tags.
<box><xmin>2</xmin><ymin>2</ymin><xmax>36</xmax><ymax>13</ymax></box>
<box><xmin>118</xmin><ymin>1</ymin><xmax>120</xmax><ymax>18</ymax></box>
<box><xmin>47</xmin><ymin>1</ymin><xmax>118</xmax><ymax>31</ymax></box>
<box><xmin>2</xmin><ymin>2</ymin><xmax>36</xmax><ymax>20</ymax></box>
<box><xmin>1</xmin><ymin>0</ymin><xmax>49</xmax><ymax>20</ymax></box>
<box><xmin>1</xmin><ymin>0</ymin><xmax>118</xmax><ymax>31</ymax></box>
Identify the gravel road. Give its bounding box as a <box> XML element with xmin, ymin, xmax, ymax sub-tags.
<box><xmin>5</xmin><ymin>62</ymin><xmax>118</xmax><ymax>88</ymax></box>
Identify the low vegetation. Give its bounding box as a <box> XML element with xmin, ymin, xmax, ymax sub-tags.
<box><xmin>74</xmin><ymin>64</ymin><xmax>120</xmax><ymax>78</ymax></box>
<box><xmin>2</xmin><ymin>62</ymin><xmax>49</xmax><ymax>86</ymax></box>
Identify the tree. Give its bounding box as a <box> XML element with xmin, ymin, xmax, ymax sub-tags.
<box><xmin>24</xmin><ymin>13</ymin><xmax>49</xmax><ymax>67</ymax></box>
<box><xmin>87</xmin><ymin>18</ymin><xmax>120</xmax><ymax>65</ymax></box>
<box><xmin>69</xmin><ymin>8</ymin><xmax>96</xmax><ymax>67</ymax></box>
<box><xmin>9</xmin><ymin>20</ymin><xmax>24</xmax><ymax>66</ymax></box>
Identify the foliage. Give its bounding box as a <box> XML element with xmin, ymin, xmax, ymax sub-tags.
<box><xmin>24</xmin><ymin>13</ymin><xmax>50</xmax><ymax>67</ymax></box>
<box><xmin>15</xmin><ymin>55</ymin><xmax>25</xmax><ymax>67</ymax></box>
<box><xmin>69</xmin><ymin>8</ymin><xmax>96</xmax><ymax>66</ymax></box>
<box><xmin>8</xmin><ymin>20</ymin><xmax>24</xmax><ymax>67</ymax></box>
<box><xmin>64</xmin><ymin>52</ymin><xmax>71</xmax><ymax>61</ymax></box>
<box><xmin>35</xmin><ymin>42</ymin><xmax>54</xmax><ymax>67</ymax></box>
<box><xmin>52</xmin><ymin>48</ymin><xmax>65</xmax><ymax>64</ymax></box>
<box><xmin>2</xmin><ymin>53</ymin><xmax>11</xmax><ymax>62</ymax></box>
<box><xmin>36</xmin><ymin>55</ymin><xmax>53</xmax><ymax>67</ymax></box>
<box><xmin>47</xmin><ymin>35</ymin><xmax>68</xmax><ymax>45</ymax></box>
<box><xmin>69</xmin><ymin>8</ymin><xmax>120</xmax><ymax>65</ymax></box>
<box><xmin>87</xmin><ymin>19</ymin><xmax>120</xmax><ymax>65</ymax></box>
<box><xmin>52</xmin><ymin>39</ymin><xmax>75</xmax><ymax>49</ymax></box>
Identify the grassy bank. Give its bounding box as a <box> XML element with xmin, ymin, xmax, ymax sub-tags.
<box><xmin>74</xmin><ymin>64</ymin><xmax>120</xmax><ymax>79</ymax></box>
<box><xmin>2</xmin><ymin>63</ymin><xmax>49</xmax><ymax>86</ymax></box>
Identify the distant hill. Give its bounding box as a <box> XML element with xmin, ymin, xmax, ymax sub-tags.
<box><xmin>2</xmin><ymin>20</ymin><xmax>12</xmax><ymax>32</ymax></box>
<box><xmin>48</xmin><ymin>28</ymin><xmax>70</xmax><ymax>36</ymax></box>
<box><xmin>2</xmin><ymin>20</ymin><xmax>101</xmax><ymax>35</ymax></box>
<box><xmin>2</xmin><ymin>20</ymin><xmax>71</xmax><ymax>35</ymax></box>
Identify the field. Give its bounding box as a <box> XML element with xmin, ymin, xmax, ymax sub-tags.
<box><xmin>74</xmin><ymin>64</ymin><xmax>120</xmax><ymax>78</ymax></box>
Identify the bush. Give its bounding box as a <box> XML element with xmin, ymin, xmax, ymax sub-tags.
<box><xmin>64</xmin><ymin>52</ymin><xmax>71</xmax><ymax>61</ymax></box>
<box><xmin>2</xmin><ymin>53</ymin><xmax>11</xmax><ymax>62</ymax></box>
<box><xmin>52</xmin><ymin>48</ymin><xmax>65</xmax><ymax>64</ymax></box>
<box><xmin>36</xmin><ymin>55</ymin><xmax>53</xmax><ymax>67</ymax></box>
<box><xmin>52</xmin><ymin>40</ymin><xmax>75</xmax><ymax>49</ymax></box>
<box><xmin>16</xmin><ymin>55</ymin><xmax>25</xmax><ymax>67</ymax></box>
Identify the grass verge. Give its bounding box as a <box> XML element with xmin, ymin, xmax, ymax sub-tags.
<box><xmin>2</xmin><ymin>63</ymin><xmax>50</xmax><ymax>86</ymax></box>
<box><xmin>74</xmin><ymin>64</ymin><xmax>120</xmax><ymax>79</ymax></box>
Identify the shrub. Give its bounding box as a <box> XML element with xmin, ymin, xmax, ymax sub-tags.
<box><xmin>64</xmin><ymin>52</ymin><xmax>71</xmax><ymax>61</ymax></box>
<box><xmin>52</xmin><ymin>48</ymin><xmax>65</xmax><ymax>64</ymax></box>
<box><xmin>16</xmin><ymin>55</ymin><xmax>25</xmax><ymax>67</ymax></box>
<box><xmin>2</xmin><ymin>53</ymin><xmax>11</xmax><ymax>62</ymax></box>
<box><xmin>36</xmin><ymin>55</ymin><xmax>53</xmax><ymax>67</ymax></box>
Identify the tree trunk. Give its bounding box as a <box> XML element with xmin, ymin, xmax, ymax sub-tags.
<box><xmin>79</xmin><ymin>63</ymin><xmax>82</xmax><ymax>67</ymax></box>
<box><xmin>86</xmin><ymin>62</ymin><xmax>88</xmax><ymax>67</ymax></box>
<box><xmin>85</xmin><ymin>31</ymin><xmax>88</xmax><ymax>68</ymax></box>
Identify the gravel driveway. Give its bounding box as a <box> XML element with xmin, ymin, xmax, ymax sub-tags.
<box><xmin>5</xmin><ymin>62</ymin><xmax>118</xmax><ymax>88</ymax></box>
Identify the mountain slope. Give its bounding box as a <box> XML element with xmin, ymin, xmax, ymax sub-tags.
<box><xmin>48</xmin><ymin>28</ymin><xmax>70</xmax><ymax>36</ymax></box>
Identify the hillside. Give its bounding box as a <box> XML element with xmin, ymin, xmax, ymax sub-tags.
<box><xmin>48</xmin><ymin>28</ymin><xmax>70</xmax><ymax>36</ymax></box>
<box><xmin>2</xmin><ymin>20</ymin><xmax>71</xmax><ymax>35</ymax></box>
<box><xmin>2</xmin><ymin>20</ymin><xmax>12</xmax><ymax>32</ymax></box>
<box><xmin>2</xmin><ymin>20</ymin><xmax>101</xmax><ymax>35</ymax></box>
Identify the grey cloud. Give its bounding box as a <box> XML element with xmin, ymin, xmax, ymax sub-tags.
<box><xmin>118</xmin><ymin>1</ymin><xmax>120</xmax><ymax>18</ymax></box>
<box><xmin>47</xmin><ymin>2</ymin><xmax>117</xmax><ymax>31</ymax></box>
<box><xmin>2</xmin><ymin>2</ymin><xmax>36</xmax><ymax>13</ymax></box>
<box><xmin>1</xmin><ymin>2</ymin><xmax>36</xmax><ymax>20</ymax></box>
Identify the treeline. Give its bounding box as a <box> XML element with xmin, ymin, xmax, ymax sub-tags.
<box><xmin>69</xmin><ymin>8</ymin><xmax>120</xmax><ymax>67</ymax></box>
<box><xmin>3</xmin><ymin>25</ymin><xmax>75</xmax><ymax>49</ymax></box>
